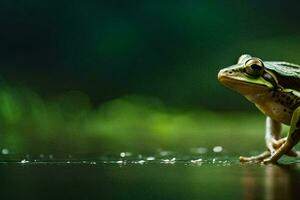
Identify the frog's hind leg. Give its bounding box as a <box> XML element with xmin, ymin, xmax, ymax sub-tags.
<box><xmin>263</xmin><ymin>107</ymin><xmax>300</xmax><ymax>164</ymax></box>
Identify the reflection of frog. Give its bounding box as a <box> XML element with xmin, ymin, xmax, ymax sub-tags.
<box><xmin>218</xmin><ymin>54</ymin><xmax>300</xmax><ymax>163</ymax></box>
<box><xmin>242</xmin><ymin>165</ymin><xmax>292</xmax><ymax>200</ymax></box>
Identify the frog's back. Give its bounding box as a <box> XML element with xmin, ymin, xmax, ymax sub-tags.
<box><xmin>265</xmin><ymin>61</ymin><xmax>300</xmax><ymax>92</ymax></box>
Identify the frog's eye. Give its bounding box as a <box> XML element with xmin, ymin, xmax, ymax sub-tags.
<box><xmin>245</xmin><ymin>59</ymin><xmax>264</xmax><ymax>77</ymax></box>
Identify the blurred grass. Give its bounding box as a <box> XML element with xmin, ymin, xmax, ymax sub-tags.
<box><xmin>0</xmin><ymin>84</ymin><xmax>287</xmax><ymax>156</ymax></box>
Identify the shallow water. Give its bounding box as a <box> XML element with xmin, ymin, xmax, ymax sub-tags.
<box><xmin>0</xmin><ymin>153</ymin><xmax>300</xmax><ymax>200</ymax></box>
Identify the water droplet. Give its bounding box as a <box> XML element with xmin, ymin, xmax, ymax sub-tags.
<box><xmin>120</xmin><ymin>152</ymin><xmax>132</xmax><ymax>157</ymax></box>
<box><xmin>161</xmin><ymin>157</ymin><xmax>176</xmax><ymax>164</ymax></box>
<box><xmin>20</xmin><ymin>159</ymin><xmax>29</xmax><ymax>164</ymax></box>
<box><xmin>191</xmin><ymin>158</ymin><xmax>202</xmax><ymax>163</ymax></box>
<box><xmin>137</xmin><ymin>160</ymin><xmax>145</xmax><ymax>164</ymax></box>
<box><xmin>146</xmin><ymin>157</ymin><xmax>155</xmax><ymax>161</ymax></box>
<box><xmin>120</xmin><ymin>152</ymin><xmax>126</xmax><ymax>157</ymax></box>
<box><xmin>1</xmin><ymin>148</ymin><xmax>9</xmax><ymax>155</ymax></box>
<box><xmin>213</xmin><ymin>146</ymin><xmax>223</xmax><ymax>153</ymax></box>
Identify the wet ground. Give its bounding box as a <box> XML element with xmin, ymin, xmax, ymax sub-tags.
<box><xmin>0</xmin><ymin>152</ymin><xmax>300</xmax><ymax>200</ymax></box>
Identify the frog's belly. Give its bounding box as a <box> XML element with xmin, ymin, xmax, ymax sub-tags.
<box><xmin>255</xmin><ymin>102</ymin><xmax>292</xmax><ymax>125</ymax></box>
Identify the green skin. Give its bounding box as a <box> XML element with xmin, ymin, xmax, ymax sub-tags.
<box><xmin>218</xmin><ymin>54</ymin><xmax>300</xmax><ymax>164</ymax></box>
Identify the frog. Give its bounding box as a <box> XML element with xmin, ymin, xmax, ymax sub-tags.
<box><xmin>218</xmin><ymin>54</ymin><xmax>300</xmax><ymax>164</ymax></box>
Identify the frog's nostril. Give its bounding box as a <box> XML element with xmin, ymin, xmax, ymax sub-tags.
<box><xmin>228</xmin><ymin>71</ymin><xmax>233</xmax><ymax>74</ymax></box>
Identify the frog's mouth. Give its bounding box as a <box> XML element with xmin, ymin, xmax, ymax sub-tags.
<box><xmin>218</xmin><ymin>76</ymin><xmax>269</xmax><ymax>95</ymax></box>
<box><xmin>219</xmin><ymin>76</ymin><xmax>265</xmax><ymax>87</ymax></box>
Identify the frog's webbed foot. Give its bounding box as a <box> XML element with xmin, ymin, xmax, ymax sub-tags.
<box><xmin>240</xmin><ymin>137</ymin><xmax>291</xmax><ymax>163</ymax></box>
<box><xmin>239</xmin><ymin>147</ymin><xmax>299</xmax><ymax>164</ymax></box>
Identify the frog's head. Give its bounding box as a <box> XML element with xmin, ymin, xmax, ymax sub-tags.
<box><xmin>218</xmin><ymin>54</ymin><xmax>278</xmax><ymax>96</ymax></box>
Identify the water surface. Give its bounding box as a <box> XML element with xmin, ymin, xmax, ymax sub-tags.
<box><xmin>0</xmin><ymin>153</ymin><xmax>299</xmax><ymax>200</ymax></box>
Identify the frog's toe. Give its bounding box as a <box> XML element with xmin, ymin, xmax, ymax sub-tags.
<box><xmin>239</xmin><ymin>156</ymin><xmax>264</xmax><ymax>163</ymax></box>
<box><xmin>239</xmin><ymin>156</ymin><xmax>258</xmax><ymax>162</ymax></box>
<box><xmin>239</xmin><ymin>151</ymin><xmax>270</xmax><ymax>163</ymax></box>
<box><xmin>262</xmin><ymin>158</ymin><xmax>271</xmax><ymax>164</ymax></box>
<box><xmin>239</xmin><ymin>156</ymin><xmax>251</xmax><ymax>162</ymax></box>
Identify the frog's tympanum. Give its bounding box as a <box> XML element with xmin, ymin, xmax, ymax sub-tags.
<box><xmin>218</xmin><ymin>54</ymin><xmax>300</xmax><ymax>163</ymax></box>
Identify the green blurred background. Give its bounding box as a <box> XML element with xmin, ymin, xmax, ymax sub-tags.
<box><xmin>0</xmin><ymin>0</ymin><xmax>299</xmax><ymax>156</ymax></box>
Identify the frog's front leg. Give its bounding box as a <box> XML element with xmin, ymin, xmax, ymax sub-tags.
<box><xmin>240</xmin><ymin>117</ymin><xmax>281</xmax><ymax>162</ymax></box>
<box><xmin>263</xmin><ymin>107</ymin><xmax>300</xmax><ymax>164</ymax></box>
<box><xmin>240</xmin><ymin>117</ymin><xmax>298</xmax><ymax>163</ymax></box>
<box><xmin>265</xmin><ymin>117</ymin><xmax>281</xmax><ymax>155</ymax></box>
